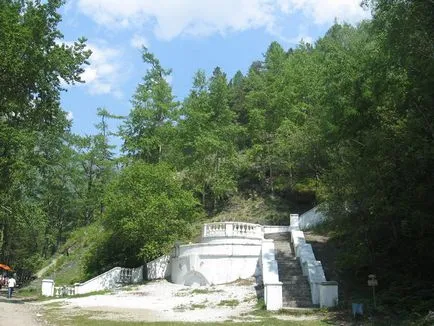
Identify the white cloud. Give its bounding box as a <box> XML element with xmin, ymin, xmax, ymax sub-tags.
<box><xmin>80</xmin><ymin>43</ymin><xmax>125</xmax><ymax>97</ymax></box>
<box><xmin>66</xmin><ymin>111</ymin><xmax>74</xmax><ymax>121</ymax></box>
<box><xmin>279</xmin><ymin>0</ymin><xmax>370</xmax><ymax>25</ymax></box>
<box><xmin>130</xmin><ymin>34</ymin><xmax>149</xmax><ymax>49</ymax></box>
<box><xmin>77</xmin><ymin>0</ymin><xmax>369</xmax><ymax>41</ymax></box>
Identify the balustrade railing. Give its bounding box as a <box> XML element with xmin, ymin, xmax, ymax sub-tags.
<box><xmin>202</xmin><ymin>222</ymin><xmax>262</xmax><ymax>239</ymax></box>
<box><xmin>54</xmin><ymin>286</ymin><xmax>75</xmax><ymax>297</ymax></box>
<box><xmin>119</xmin><ymin>268</ymin><xmax>133</xmax><ymax>283</ymax></box>
<box><xmin>204</xmin><ymin>222</ymin><xmax>226</xmax><ymax>237</ymax></box>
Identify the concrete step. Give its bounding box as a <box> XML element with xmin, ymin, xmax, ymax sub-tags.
<box><xmin>283</xmin><ymin>290</ymin><xmax>311</xmax><ymax>297</ymax></box>
<box><xmin>278</xmin><ymin>266</ymin><xmax>302</xmax><ymax>274</ymax></box>
<box><xmin>264</xmin><ymin>233</ymin><xmax>291</xmax><ymax>241</ymax></box>
<box><xmin>281</xmin><ymin>277</ymin><xmax>310</xmax><ymax>284</ymax></box>
<box><xmin>283</xmin><ymin>295</ymin><xmax>312</xmax><ymax>301</ymax></box>
<box><xmin>265</xmin><ymin>232</ymin><xmax>313</xmax><ymax>308</ymax></box>
<box><xmin>283</xmin><ymin>300</ymin><xmax>314</xmax><ymax>308</ymax></box>
<box><xmin>276</xmin><ymin>259</ymin><xmax>298</xmax><ymax>264</ymax></box>
<box><xmin>282</xmin><ymin>284</ymin><xmax>311</xmax><ymax>292</ymax></box>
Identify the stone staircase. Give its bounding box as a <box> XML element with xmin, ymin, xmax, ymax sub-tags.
<box><xmin>265</xmin><ymin>232</ymin><xmax>313</xmax><ymax>308</ymax></box>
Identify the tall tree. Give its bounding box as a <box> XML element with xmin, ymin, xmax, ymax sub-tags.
<box><xmin>0</xmin><ymin>0</ymin><xmax>90</xmax><ymax>270</ymax></box>
<box><xmin>120</xmin><ymin>48</ymin><xmax>178</xmax><ymax>164</ymax></box>
<box><xmin>84</xmin><ymin>162</ymin><xmax>201</xmax><ymax>274</ymax></box>
<box><xmin>179</xmin><ymin>68</ymin><xmax>239</xmax><ymax>210</ymax></box>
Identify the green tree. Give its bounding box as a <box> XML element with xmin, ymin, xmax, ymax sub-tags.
<box><xmin>320</xmin><ymin>2</ymin><xmax>434</xmax><ymax>293</ymax></box>
<box><xmin>120</xmin><ymin>48</ymin><xmax>179</xmax><ymax>163</ymax></box>
<box><xmin>178</xmin><ymin>68</ymin><xmax>239</xmax><ymax>211</ymax></box>
<box><xmin>0</xmin><ymin>0</ymin><xmax>90</xmax><ymax>271</ymax></box>
<box><xmin>84</xmin><ymin>162</ymin><xmax>201</xmax><ymax>274</ymax></box>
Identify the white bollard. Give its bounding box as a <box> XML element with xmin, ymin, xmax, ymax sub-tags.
<box><xmin>41</xmin><ymin>279</ymin><xmax>54</xmax><ymax>297</ymax></box>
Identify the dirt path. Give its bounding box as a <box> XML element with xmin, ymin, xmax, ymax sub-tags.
<box><xmin>0</xmin><ymin>291</ymin><xmax>44</xmax><ymax>326</ymax></box>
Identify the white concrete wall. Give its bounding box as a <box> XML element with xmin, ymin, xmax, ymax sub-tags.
<box><xmin>290</xmin><ymin>214</ymin><xmax>336</xmax><ymax>307</ymax></box>
<box><xmin>263</xmin><ymin>225</ymin><xmax>291</xmax><ymax>234</ymax></box>
<box><xmin>261</xmin><ymin>239</ymin><xmax>282</xmax><ymax>311</ymax></box>
<box><xmin>299</xmin><ymin>206</ymin><xmax>326</xmax><ymax>230</ymax></box>
<box><xmin>131</xmin><ymin>265</ymin><xmax>144</xmax><ymax>283</ymax></box>
<box><xmin>177</xmin><ymin>242</ymin><xmax>262</xmax><ymax>257</ymax></box>
<box><xmin>171</xmin><ymin>241</ymin><xmax>261</xmax><ymax>285</ymax></box>
<box><xmin>291</xmin><ymin>230</ymin><xmax>306</xmax><ymax>256</ymax></box>
<box><xmin>261</xmin><ymin>240</ymin><xmax>279</xmax><ymax>283</ymax></box>
<box><xmin>74</xmin><ymin>267</ymin><xmax>122</xmax><ymax>295</ymax></box>
<box><xmin>298</xmin><ymin>244</ymin><xmax>316</xmax><ymax>276</ymax></box>
<box><xmin>306</xmin><ymin>261</ymin><xmax>326</xmax><ymax>304</ymax></box>
<box><xmin>42</xmin><ymin>266</ymin><xmax>144</xmax><ymax>297</ymax></box>
<box><xmin>147</xmin><ymin>255</ymin><xmax>171</xmax><ymax>280</ymax></box>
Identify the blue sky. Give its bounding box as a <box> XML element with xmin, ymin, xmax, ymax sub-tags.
<box><xmin>59</xmin><ymin>0</ymin><xmax>370</xmax><ymax>139</ymax></box>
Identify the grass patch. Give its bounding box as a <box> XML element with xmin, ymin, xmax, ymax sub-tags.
<box><xmin>191</xmin><ymin>303</ymin><xmax>207</xmax><ymax>309</ymax></box>
<box><xmin>42</xmin><ymin>314</ymin><xmax>328</xmax><ymax>326</ymax></box>
<box><xmin>242</xmin><ymin>295</ymin><xmax>258</xmax><ymax>303</ymax></box>
<box><xmin>175</xmin><ymin>300</ymin><xmax>209</xmax><ymax>311</ymax></box>
<box><xmin>278</xmin><ymin>308</ymin><xmax>320</xmax><ymax>316</ymax></box>
<box><xmin>210</xmin><ymin>195</ymin><xmax>294</xmax><ymax>225</ymax></box>
<box><xmin>37</xmin><ymin>223</ymin><xmax>104</xmax><ymax>287</ymax></box>
<box><xmin>255</xmin><ymin>298</ymin><xmax>266</xmax><ymax>310</ymax></box>
<box><xmin>15</xmin><ymin>286</ymin><xmax>40</xmax><ymax>298</ymax></box>
<box><xmin>67</xmin><ymin>289</ymin><xmax>111</xmax><ymax>298</ymax></box>
<box><xmin>218</xmin><ymin>299</ymin><xmax>240</xmax><ymax>307</ymax></box>
<box><xmin>121</xmin><ymin>285</ymin><xmax>139</xmax><ymax>292</ymax></box>
<box><xmin>191</xmin><ymin>288</ymin><xmax>223</xmax><ymax>295</ymax></box>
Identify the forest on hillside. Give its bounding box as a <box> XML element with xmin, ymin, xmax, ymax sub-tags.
<box><xmin>0</xmin><ymin>0</ymin><xmax>433</xmax><ymax>313</ymax></box>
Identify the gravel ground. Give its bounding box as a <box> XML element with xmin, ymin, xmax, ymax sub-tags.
<box><xmin>0</xmin><ymin>296</ymin><xmax>44</xmax><ymax>326</ymax></box>
<box><xmin>37</xmin><ymin>279</ymin><xmax>261</xmax><ymax>323</ymax></box>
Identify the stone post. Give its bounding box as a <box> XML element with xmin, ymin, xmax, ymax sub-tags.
<box><xmin>265</xmin><ymin>282</ymin><xmax>283</xmax><ymax>311</ymax></box>
<box><xmin>225</xmin><ymin>223</ymin><xmax>233</xmax><ymax>237</ymax></box>
<box><xmin>290</xmin><ymin>214</ymin><xmax>300</xmax><ymax>230</ymax></box>
<box><xmin>41</xmin><ymin>279</ymin><xmax>54</xmax><ymax>297</ymax></box>
<box><xmin>320</xmin><ymin>281</ymin><xmax>339</xmax><ymax>307</ymax></box>
<box><xmin>74</xmin><ymin>283</ymin><xmax>82</xmax><ymax>295</ymax></box>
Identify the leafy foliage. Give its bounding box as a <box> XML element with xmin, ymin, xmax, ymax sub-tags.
<box><xmin>0</xmin><ymin>0</ymin><xmax>90</xmax><ymax>276</ymax></box>
<box><xmin>2</xmin><ymin>0</ymin><xmax>433</xmax><ymax>314</ymax></box>
<box><xmin>84</xmin><ymin>162</ymin><xmax>201</xmax><ymax>274</ymax></box>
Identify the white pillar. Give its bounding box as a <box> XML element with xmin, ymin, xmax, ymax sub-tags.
<box><xmin>320</xmin><ymin>281</ymin><xmax>339</xmax><ymax>307</ymax></box>
<box><xmin>225</xmin><ymin>223</ymin><xmax>233</xmax><ymax>237</ymax></box>
<box><xmin>265</xmin><ymin>282</ymin><xmax>283</xmax><ymax>311</ymax></box>
<box><xmin>290</xmin><ymin>214</ymin><xmax>300</xmax><ymax>230</ymax></box>
<box><xmin>41</xmin><ymin>279</ymin><xmax>54</xmax><ymax>297</ymax></box>
<box><xmin>74</xmin><ymin>283</ymin><xmax>82</xmax><ymax>295</ymax></box>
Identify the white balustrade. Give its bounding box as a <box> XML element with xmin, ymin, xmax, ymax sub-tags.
<box><xmin>202</xmin><ymin>222</ymin><xmax>262</xmax><ymax>239</ymax></box>
<box><xmin>54</xmin><ymin>286</ymin><xmax>75</xmax><ymax>297</ymax></box>
<box><xmin>289</xmin><ymin>225</ymin><xmax>338</xmax><ymax>307</ymax></box>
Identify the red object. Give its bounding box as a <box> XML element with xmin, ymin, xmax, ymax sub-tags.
<box><xmin>0</xmin><ymin>264</ymin><xmax>12</xmax><ymax>271</ymax></box>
